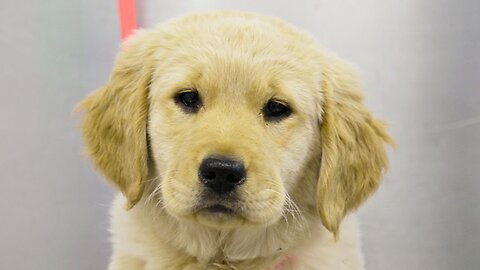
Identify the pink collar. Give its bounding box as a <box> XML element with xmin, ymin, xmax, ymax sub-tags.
<box><xmin>270</xmin><ymin>253</ymin><xmax>298</xmax><ymax>270</ymax></box>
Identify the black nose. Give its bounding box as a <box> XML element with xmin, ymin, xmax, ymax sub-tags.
<box><xmin>199</xmin><ymin>156</ymin><xmax>246</xmax><ymax>195</ymax></box>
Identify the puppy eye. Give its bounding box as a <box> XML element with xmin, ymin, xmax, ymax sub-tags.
<box><xmin>175</xmin><ymin>89</ymin><xmax>202</xmax><ymax>113</ymax></box>
<box><xmin>263</xmin><ymin>99</ymin><xmax>291</xmax><ymax>121</ymax></box>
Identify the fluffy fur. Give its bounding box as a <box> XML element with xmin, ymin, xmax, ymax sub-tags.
<box><xmin>77</xmin><ymin>11</ymin><xmax>393</xmax><ymax>270</ymax></box>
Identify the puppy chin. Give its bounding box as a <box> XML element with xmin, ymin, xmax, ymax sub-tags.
<box><xmin>192</xmin><ymin>206</ymin><xmax>284</xmax><ymax>229</ymax></box>
<box><xmin>161</xmin><ymin>200</ymin><xmax>247</xmax><ymax>229</ymax></box>
<box><xmin>193</xmin><ymin>210</ymin><xmax>247</xmax><ymax>229</ymax></box>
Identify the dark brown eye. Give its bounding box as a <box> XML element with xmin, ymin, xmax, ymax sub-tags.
<box><xmin>263</xmin><ymin>99</ymin><xmax>291</xmax><ymax>121</ymax></box>
<box><xmin>175</xmin><ymin>90</ymin><xmax>202</xmax><ymax>113</ymax></box>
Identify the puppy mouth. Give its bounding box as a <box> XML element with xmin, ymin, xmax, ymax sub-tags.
<box><xmin>191</xmin><ymin>201</ymin><xmax>246</xmax><ymax>228</ymax></box>
<box><xmin>195</xmin><ymin>191</ymin><xmax>242</xmax><ymax>215</ymax></box>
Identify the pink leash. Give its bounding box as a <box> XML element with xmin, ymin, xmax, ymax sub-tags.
<box><xmin>118</xmin><ymin>0</ymin><xmax>137</xmax><ymax>41</ymax></box>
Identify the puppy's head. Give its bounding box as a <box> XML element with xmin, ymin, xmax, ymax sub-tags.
<box><xmin>77</xmin><ymin>12</ymin><xmax>392</xmax><ymax>235</ymax></box>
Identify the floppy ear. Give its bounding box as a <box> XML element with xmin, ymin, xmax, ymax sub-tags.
<box><xmin>317</xmin><ymin>56</ymin><xmax>394</xmax><ymax>237</ymax></box>
<box><xmin>77</xmin><ymin>30</ymin><xmax>158</xmax><ymax>209</ymax></box>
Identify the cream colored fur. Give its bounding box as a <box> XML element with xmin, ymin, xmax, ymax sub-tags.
<box><xmin>77</xmin><ymin>11</ymin><xmax>392</xmax><ymax>270</ymax></box>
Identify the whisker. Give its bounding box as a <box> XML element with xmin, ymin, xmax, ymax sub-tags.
<box><xmin>265</xmin><ymin>189</ymin><xmax>306</xmax><ymax>229</ymax></box>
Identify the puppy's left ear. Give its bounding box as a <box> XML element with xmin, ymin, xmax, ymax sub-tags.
<box><xmin>76</xmin><ymin>31</ymin><xmax>158</xmax><ymax>209</ymax></box>
<box><xmin>316</xmin><ymin>55</ymin><xmax>394</xmax><ymax>237</ymax></box>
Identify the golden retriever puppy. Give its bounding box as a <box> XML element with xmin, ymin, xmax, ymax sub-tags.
<box><xmin>77</xmin><ymin>11</ymin><xmax>392</xmax><ymax>270</ymax></box>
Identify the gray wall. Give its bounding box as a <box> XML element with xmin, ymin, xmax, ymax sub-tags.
<box><xmin>1</xmin><ymin>1</ymin><xmax>478</xmax><ymax>269</ymax></box>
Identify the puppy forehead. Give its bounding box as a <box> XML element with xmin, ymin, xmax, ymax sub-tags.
<box><xmin>152</xmin><ymin>19</ymin><xmax>320</xmax><ymax>114</ymax></box>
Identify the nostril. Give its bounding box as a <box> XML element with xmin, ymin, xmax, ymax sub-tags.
<box><xmin>226</xmin><ymin>173</ymin><xmax>239</xmax><ymax>183</ymax></box>
<box><xmin>204</xmin><ymin>171</ymin><xmax>216</xmax><ymax>180</ymax></box>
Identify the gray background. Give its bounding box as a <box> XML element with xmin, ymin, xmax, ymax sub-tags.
<box><xmin>1</xmin><ymin>0</ymin><xmax>479</xmax><ymax>269</ymax></box>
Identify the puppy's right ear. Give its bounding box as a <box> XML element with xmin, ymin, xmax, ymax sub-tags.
<box><xmin>76</xmin><ymin>31</ymin><xmax>158</xmax><ymax>209</ymax></box>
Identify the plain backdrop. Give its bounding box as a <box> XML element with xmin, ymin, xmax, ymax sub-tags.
<box><xmin>0</xmin><ymin>1</ymin><xmax>479</xmax><ymax>269</ymax></box>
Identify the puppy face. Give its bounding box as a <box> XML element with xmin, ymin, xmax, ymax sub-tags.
<box><xmin>148</xmin><ymin>28</ymin><xmax>319</xmax><ymax>228</ymax></box>
<box><xmin>78</xmin><ymin>12</ymin><xmax>392</xmax><ymax>235</ymax></box>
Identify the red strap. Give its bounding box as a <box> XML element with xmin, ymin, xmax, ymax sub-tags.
<box><xmin>118</xmin><ymin>0</ymin><xmax>137</xmax><ymax>41</ymax></box>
